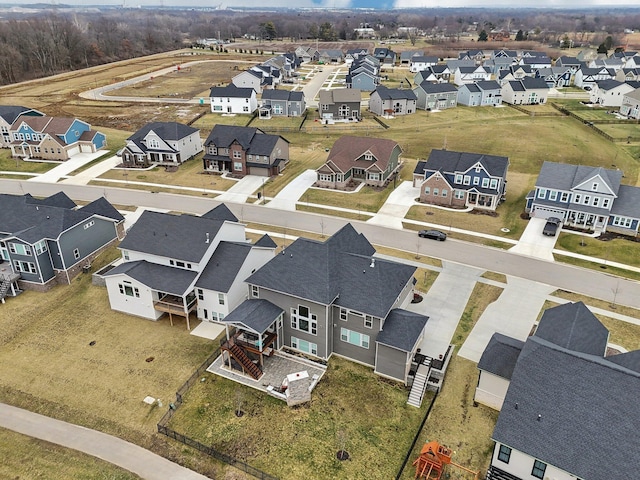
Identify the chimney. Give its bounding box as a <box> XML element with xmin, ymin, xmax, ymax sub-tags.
<box><xmin>370</xmin><ymin>258</ymin><xmax>375</xmax><ymax>268</ymax></box>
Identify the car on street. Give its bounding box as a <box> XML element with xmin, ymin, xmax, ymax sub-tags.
<box><xmin>418</xmin><ymin>229</ymin><xmax>447</xmax><ymax>241</ymax></box>
<box><xmin>542</xmin><ymin>217</ymin><xmax>562</xmax><ymax>236</ymax></box>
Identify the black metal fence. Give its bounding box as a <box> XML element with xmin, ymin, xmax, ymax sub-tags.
<box><xmin>156</xmin><ymin>346</ymin><xmax>280</xmax><ymax>480</ymax></box>
<box><xmin>395</xmin><ymin>391</ymin><xmax>439</xmax><ymax>480</ymax></box>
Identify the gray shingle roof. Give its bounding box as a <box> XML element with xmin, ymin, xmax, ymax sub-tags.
<box><xmin>25</xmin><ymin>191</ymin><xmax>76</xmax><ymax>209</ymax></box>
<box><xmin>376</xmin><ymin>309</ymin><xmax>428</xmax><ymax>352</ymax></box>
<box><xmin>419</xmin><ymin>149</ymin><xmax>509</xmax><ymax>178</ymax></box>
<box><xmin>535</xmin><ymin>161</ymin><xmax>622</xmax><ymax>194</ymax></box>
<box><xmin>195</xmin><ymin>241</ymin><xmax>251</xmax><ymax>292</ymax></box>
<box><xmin>477</xmin><ymin>333</ymin><xmax>524</xmax><ymax>379</ymax></box>
<box><xmin>607</xmin><ymin>349</ymin><xmax>640</xmax><ymax>373</ymax></box>
<box><xmin>209</xmin><ymin>83</ymin><xmax>254</xmax><ymax>98</ymax></box>
<box><xmin>492</xmin><ymin>336</ymin><xmax>640</xmax><ymax>480</ymax></box>
<box><xmin>118</xmin><ymin>211</ymin><xmax>226</xmax><ymax>263</ymax></box>
<box><xmin>534</xmin><ymin>301</ymin><xmax>609</xmax><ymax>356</ymax></box>
<box><xmin>222</xmin><ymin>299</ymin><xmax>284</xmax><ymax>334</ymax></box>
<box><xmin>0</xmin><ymin>105</ymin><xmax>42</xmax><ymax>124</ymax></box>
<box><xmin>201</xmin><ymin>203</ymin><xmax>238</xmax><ymax>222</ymax></box>
<box><xmin>261</xmin><ymin>90</ymin><xmax>304</xmax><ymax>102</ymax></box>
<box><xmin>246</xmin><ymin>224</ymin><xmax>415</xmax><ymax>318</ymax></box>
<box><xmin>610</xmin><ymin>184</ymin><xmax>640</xmax><ymax>218</ymax></box>
<box><xmin>415</xmin><ymin>82</ymin><xmax>457</xmax><ymax>94</ymax></box>
<box><xmin>203</xmin><ymin>125</ymin><xmax>287</xmax><ymax>155</ymax></box>
<box><xmin>104</xmin><ymin>260</ymin><xmax>197</xmax><ymax>296</ymax></box>
<box><xmin>80</xmin><ymin>197</ymin><xmax>125</xmax><ymax>222</ymax></box>
<box><xmin>373</xmin><ymin>85</ymin><xmax>417</xmax><ymax>101</ymax></box>
<box><xmin>0</xmin><ymin>193</ymin><xmax>116</xmax><ymax>243</ymax></box>
<box><xmin>255</xmin><ymin>234</ymin><xmax>277</xmax><ymax>248</ymax></box>
<box><xmin>127</xmin><ymin>122</ymin><xmax>198</xmax><ymax>144</ymax></box>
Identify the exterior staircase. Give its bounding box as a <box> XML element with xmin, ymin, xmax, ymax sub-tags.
<box><xmin>227</xmin><ymin>343</ymin><xmax>263</xmax><ymax>380</ymax></box>
<box><xmin>0</xmin><ymin>278</ymin><xmax>11</xmax><ymax>304</ymax></box>
<box><xmin>407</xmin><ymin>359</ymin><xmax>431</xmax><ymax>407</ymax></box>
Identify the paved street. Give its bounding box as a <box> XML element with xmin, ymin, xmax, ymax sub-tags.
<box><xmin>0</xmin><ymin>403</ymin><xmax>211</xmax><ymax>480</ymax></box>
<box><xmin>2</xmin><ymin>179</ymin><xmax>639</xmax><ymax>310</ymax></box>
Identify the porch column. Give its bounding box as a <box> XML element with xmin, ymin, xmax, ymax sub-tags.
<box><xmin>182</xmin><ymin>295</ymin><xmax>190</xmax><ymax>331</ymax></box>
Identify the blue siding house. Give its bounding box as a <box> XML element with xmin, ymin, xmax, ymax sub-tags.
<box><xmin>525</xmin><ymin>161</ymin><xmax>640</xmax><ymax>236</ymax></box>
<box><xmin>0</xmin><ymin>193</ymin><xmax>124</xmax><ymax>294</ymax></box>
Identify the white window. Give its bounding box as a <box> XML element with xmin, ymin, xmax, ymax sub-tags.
<box><xmin>218</xmin><ymin>293</ymin><xmax>225</xmax><ymax>305</ymax></box>
<box><xmin>612</xmin><ymin>216</ymin><xmax>632</xmax><ymax>228</ymax></box>
<box><xmin>481</xmin><ymin>178</ymin><xmax>489</xmax><ymax>188</ymax></box>
<box><xmin>34</xmin><ymin>240</ymin><xmax>47</xmax><ymax>255</ymax></box>
<box><xmin>574</xmin><ymin>194</ymin><xmax>582</xmax><ymax>203</ymax></box>
<box><xmin>118</xmin><ymin>282</ymin><xmax>140</xmax><ymax>298</ymax></box>
<box><xmin>473</xmin><ymin>177</ymin><xmax>480</xmax><ymax>185</ymax></box>
<box><xmin>454</xmin><ymin>174</ymin><xmax>463</xmax><ymax>184</ymax></box>
<box><xmin>148</xmin><ymin>138</ymin><xmax>159</xmax><ymax>148</ymax></box>
<box><xmin>537</xmin><ymin>188</ymin><xmax>547</xmax><ymax>199</ymax></box>
<box><xmin>364</xmin><ymin>153</ymin><xmax>373</xmax><ymax>161</ymax></box>
<box><xmin>123</xmin><ymin>250</ymin><xmax>130</xmax><ymax>261</ymax></box>
<box><xmin>291</xmin><ymin>337</ymin><xmax>318</xmax><ymax>356</ymax></box>
<box><xmin>560</xmin><ymin>192</ymin><xmax>569</xmax><ymax>202</ymax></box>
<box><xmin>233</xmin><ymin>162</ymin><xmax>243</xmax><ymax>171</ymax></box>
<box><xmin>489</xmin><ymin>178</ymin><xmax>498</xmax><ymax>189</ymax></box>
<box><xmin>73</xmin><ymin>248</ymin><xmax>80</xmax><ymax>259</ymax></box>
<box><xmin>592</xmin><ymin>197</ymin><xmax>600</xmax><ymax>207</ymax></box>
<box><xmin>319</xmin><ymin>173</ymin><xmax>333</xmax><ymax>182</ymax></box>
<box><xmin>243</xmin><ymin>106</ymin><xmax>249</xmax><ymax>112</ymax></box>
<box><xmin>14</xmin><ymin>261</ymin><xmax>37</xmax><ymax>274</ymax></box>
<box><xmin>340</xmin><ymin>328</ymin><xmax>369</xmax><ymax>349</ymax></box>
<box><xmin>340</xmin><ymin>308</ymin><xmax>347</xmax><ymax>321</ymax></box>
<box><xmin>9</xmin><ymin>243</ymin><xmax>31</xmax><ymax>256</ymax></box>
<box><xmin>197</xmin><ymin>289</ymin><xmax>204</xmax><ymax>300</ymax></box>
<box><xmin>424</xmin><ymin>187</ymin><xmax>430</xmax><ymax>195</ymax></box>
<box><xmin>369</xmin><ymin>173</ymin><xmax>379</xmax><ymax>181</ymax></box>
<box><xmin>463</xmin><ymin>176</ymin><xmax>471</xmax><ymax>185</ymax></box>
<box><xmin>364</xmin><ymin>315</ymin><xmax>373</xmax><ymax>329</ymax></box>
<box><xmin>592</xmin><ymin>182</ymin><xmax>598</xmax><ymax>191</ymax></box>
<box><xmin>213</xmin><ymin>105</ymin><xmax>222</xmax><ymax>111</ymax></box>
<box><xmin>583</xmin><ymin>195</ymin><xmax>590</xmax><ymax>205</ymax></box>
<box><xmin>549</xmin><ymin>190</ymin><xmax>558</xmax><ymax>201</ymax></box>
<box><xmin>433</xmin><ymin>188</ymin><xmax>439</xmax><ymax>196</ymax></box>
<box><xmin>291</xmin><ymin>305</ymin><xmax>317</xmax><ymax>335</ymax></box>
<box><xmin>602</xmin><ymin>198</ymin><xmax>610</xmax><ymax>208</ymax></box>
<box><xmin>233</xmin><ymin>150</ymin><xmax>242</xmax><ymax>159</ymax></box>
<box><xmin>251</xmin><ymin>285</ymin><xmax>259</xmax><ymax>298</ymax></box>
<box><xmin>442</xmin><ymin>189</ymin><xmax>448</xmax><ymax>197</ymax></box>
<box><xmin>454</xmin><ymin>190</ymin><xmax>464</xmax><ymax>199</ymax></box>
<box><xmin>83</xmin><ymin>220</ymin><xmax>95</xmax><ymax>229</ymax></box>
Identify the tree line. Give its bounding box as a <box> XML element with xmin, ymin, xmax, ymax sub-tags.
<box><xmin>0</xmin><ymin>7</ymin><xmax>639</xmax><ymax>85</ymax></box>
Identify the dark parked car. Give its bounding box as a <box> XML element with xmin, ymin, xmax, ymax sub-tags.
<box><xmin>542</xmin><ymin>217</ymin><xmax>562</xmax><ymax>236</ymax></box>
<box><xmin>418</xmin><ymin>229</ymin><xmax>447</xmax><ymax>241</ymax></box>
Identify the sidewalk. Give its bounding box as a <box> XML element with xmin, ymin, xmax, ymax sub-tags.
<box><xmin>61</xmin><ymin>156</ymin><xmax>121</xmax><ymax>185</ymax></box>
<box><xmin>367</xmin><ymin>180</ymin><xmax>418</xmax><ymax>229</ymax></box>
<box><xmin>0</xmin><ymin>403</ymin><xmax>211</xmax><ymax>480</ymax></box>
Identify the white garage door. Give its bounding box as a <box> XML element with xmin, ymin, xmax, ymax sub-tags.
<box><xmin>532</xmin><ymin>205</ymin><xmax>565</xmax><ymax>220</ymax></box>
<box><xmin>67</xmin><ymin>146</ymin><xmax>80</xmax><ymax>157</ymax></box>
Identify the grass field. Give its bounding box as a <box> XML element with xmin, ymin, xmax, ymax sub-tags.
<box><xmin>168</xmin><ymin>356</ymin><xmax>429</xmax><ymax>480</ymax></box>
<box><xmin>0</xmin><ymin>428</ymin><xmax>141</xmax><ymax>480</ymax></box>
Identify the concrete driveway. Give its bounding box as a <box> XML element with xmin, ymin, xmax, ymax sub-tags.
<box><xmin>509</xmin><ymin>217</ymin><xmax>559</xmax><ymax>261</ymax></box>
<box><xmin>458</xmin><ymin>276</ymin><xmax>555</xmax><ymax>363</ymax></box>
<box><xmin>367</xmin><ymin>181</ymin><xmax>418</xmax><ymax>229</ymax></box>
<box><xmin>62</xmin><ymin>156</ymin><xmax>121</xmax><ymax>185</ymax></box>
<box><xmin>214</xmin><ymin>175</ymin><xmax>263</xmax><ymax>204</ymax></box>
<box><xmin>27</xmin><ymin>151</ymin><xmax>107</xmax><ymax>183</ymax></box>
<box><xmin>406</xmin><ymin>261</ymin><xmax>484</xmax><ymax>360</ymax></box>
<box><xmin>266</xmin><ymin>169</ymin><xmax>317</xmax><ymax>211</ymax></box>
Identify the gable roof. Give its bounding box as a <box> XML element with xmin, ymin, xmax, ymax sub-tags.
<box><xmin>0</xmin><ymin>105</ymin><xmax>43</xmax><ymax>125</ymax></box>
<box><xmin>261</xmin><ymin>89</ymin><xmax>304</xmax><ymax>102</ymax></box>
<box><xmin>201</xmin><ymin>203</ymin><xmax>238</xmax><ymax>222</ymax></box>
<box><xmin>418</xmin><ymin>149</ymin><xmax>509</xmax><ymax>178</ymax></box>
<box><xmin>80</xmin><ymin>197</ymin><xmax>125</xmax><ymax>223</ymax></box>
<box><xmin>104</xmin><ymin>260</ymin><xmax>197</xmax><ymax>296</ymax></box>
<box><xmin>373</xmin><ymin>85</ymin><xmax>417</xmax><ymax>101</ymax></box>
<box><xmin>477</xmin><ymin>333</ymin><xmax>525</xmax><ymax>379</ymax></box>
<box><xmin>209</xmin><ymin>83</ymin><xmax>255</xmax><ymax>98</ymax></box>
<box><xmin>246</xmin><ymin>224</ymin><xmax>415</xmax><ymax>318</ymax></box>
<box><xmin>376</xmin><ymin>309</ymin><xmax>428</xmax><ymax>352</ymax></box>
<box><xmin>318</xmin><ymin>88</ymin><xmax>362</xmax><ymax>105</ymax></box>
<box><xmin>24</xmin><ymin>191</ymin><xmax>76</xmax><ymax>209</ymax></box>
<box><xmin>221</xmin><ymin>299</ymin><xmax>284</xmax><ymax>335</ymax></box>
<box><xmin>195</xmin><ymin>241</ymin><xmax>252</xmax><ymax>293</ymax></box>
<box><xmin>534</xmin><ymin>301</ymin><xmax>609</xmax><ymax>356</ymax></box>
<box><xmin>324</xmin><ymin>136</ymin><xmax>400</xmax><ymax>174</ymax></box>
<box><xmin>535</xmin><ymin>161</ymin><xmax>622</xmax><ymax>195</ymax></box>
<box><xmin>492</xmin><ymin>336</ymin><xmax>640</xmax><ymax>480</ymax></box>
<box><xmin>415</xmin><ymin>82</ymin><xmax>458</xmax><ymax>94</ymax></box>
<box><xmin>127</xmin><ymin>122</ymin><xmax>198</xmax><ymax>143</ymax></box>
<box><xmin>118</xmin><ymin>211</ymin><xmax>226</xmax><ymax>263</ymax></box>
<box><xmin>610</xmin><ymin>184</ymin><xmax>640</xmax><ymax>218</ymax></box>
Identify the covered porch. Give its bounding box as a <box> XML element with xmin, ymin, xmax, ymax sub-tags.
<box><xmin>0</xmin><ymin>268</ymin><xmax>21</xmax><ymax>303</ymax></box>
<box><xmin>154</xmin><ymin>291</ymin><xmax>197</xmax><ymax>330</ymax></box>
<box><xmin>466</xmin><ymin>190</ymin><xmax>498</xmax><ymax>210</ymax></box>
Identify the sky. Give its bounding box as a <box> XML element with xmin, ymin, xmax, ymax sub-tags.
<box><xmin>20</xmin><ymin>0</ymin><xmax>640</xmax><ymax>9</ymax></box>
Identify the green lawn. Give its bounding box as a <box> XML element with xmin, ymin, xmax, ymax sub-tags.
<box><xmin>0</xmin><ymin>150</ymin><xmax>56</xmax><ymax>174</ymax></box>
<box><xmin>168</xmin><ymin>356</ymin><xmax>429</xmax><ymax>480</ymax></box>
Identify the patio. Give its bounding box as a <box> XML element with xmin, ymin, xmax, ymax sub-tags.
<box><xmin>207</xmin><ymin>350</ymin><xmax>326</xmax><ymax>401</ymax></box>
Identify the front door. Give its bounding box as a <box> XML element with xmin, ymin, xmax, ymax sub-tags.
<box><xmin>227</xmin><ymin>106</ymin><xmax>232</xmax><ymax>113</ymax></box>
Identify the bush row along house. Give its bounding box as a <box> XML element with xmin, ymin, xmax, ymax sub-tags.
<box><xmin>0</xmin><ymin>106</ymin><xmax>106</xmax><ymax>162</ymax></box>
<box><xmin>476</xmin><ymin>301</ymin><xmax>640</xmax><ymax>480</ymax></box>
<box><xmin>0</xmin><ymin>192</ymin><xmax>124</xmax><ymax>296</ymax></box>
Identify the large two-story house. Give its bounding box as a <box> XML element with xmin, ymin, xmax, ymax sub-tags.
<box><xmin>0</xmin><ymin>192</ymin><xmax>124</xmax><ymax>293</ymax></box>
<box><xmin>221</xmin><ymin>223</ymin><xmax>429</xmax><ymax>386</ymax></box>
<box><xmin>316</xmin><ymin>136</ymin><xmax>402</xmax><ymax>189</ymax></box>
<box><xmin>209</xmin><ymin>84</ymin><xmax>258</xmax><ymax>114</ymax></box>
<box><xmin>102</xmin><ymin>204</ymin><xmax>276</xmax><ymax>329</ymax></box>
<box><xmin>413</xmin><ymin>149</ymin><xmax>509</xmax><ymax>211</ymax></box>
<box><xmin>457</xmin><ymin>80</ymin><xmax>502</xmax><ymax>106</ymax></box>
<box><xmin>368</xmin><ymin>85</ymin><xmax>417</xmax><ymax>116</ymax></box>
<box><xmin>9</xmin><ymin>115</ymin><xmax>106</xmax><ymax>161</ymax></box>
<box><xmin>318</xmin><ymin>88</ymin><xmax>362</xmax><ymax>122</ymax></box>
<box><xmin>120</xmin><ymin>122</ymin><xmax>203</xmax><ymax>168</ymax></box>
<box><xmin>259</xmin><ymin>90</ymin><xmax>306</xmax><ymax>118</ymax></box>
<box><xmin>525</xmin><ymin>160</ymin><xmax>640</xmax><ymax>235</ymax></box>
<box><xmin>202</xmin><ymin>125</ymin><xmax>289</xmax><ymax>177</ymax></box>
<box><xmin>412</xmin><ymin>82</ymin><xmax>458</xmax><ymax>111</ymax></box>
<box><xmin>480</xmin><ymin>301</ymin><xmax>640</xmax><ymax>480</ymax></box>
<box><xmin>0</xmin><ymin>106</ymin><xmax>44</xmax><ymax>148</ymax></box>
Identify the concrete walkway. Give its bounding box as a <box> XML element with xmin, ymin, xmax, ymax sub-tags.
<box><xmin>27</xmin><ymin>151</ymin><xmax>107</xmax><ymax>183</ymax></box>
<box><xmin>214</xmin><ymin>175</ymin><xmax>263</xmax><ymax>204</ymax></box>
<box><xmin>458</xmin><ymin>276</ymin><xmax>556</xmax><ymax>362</ymax></box>
<box><xmin>0</xmin><ymin>403</ymin><xmax>211</xmax><ymax>480</ymax></box>
<box><xmin>406</xmin><ymin>261</ymin><xmax>484</xmax><ymax>360</ymax></box>
<box><xmin>266</xmin><ymin>169</ymin><xmax>317</xmax><ymax>211</ymax></box>
<box><xmin>367</xmin><ymin>180</ymin><xmax>418</xmax><ymax>229</ymax></box>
